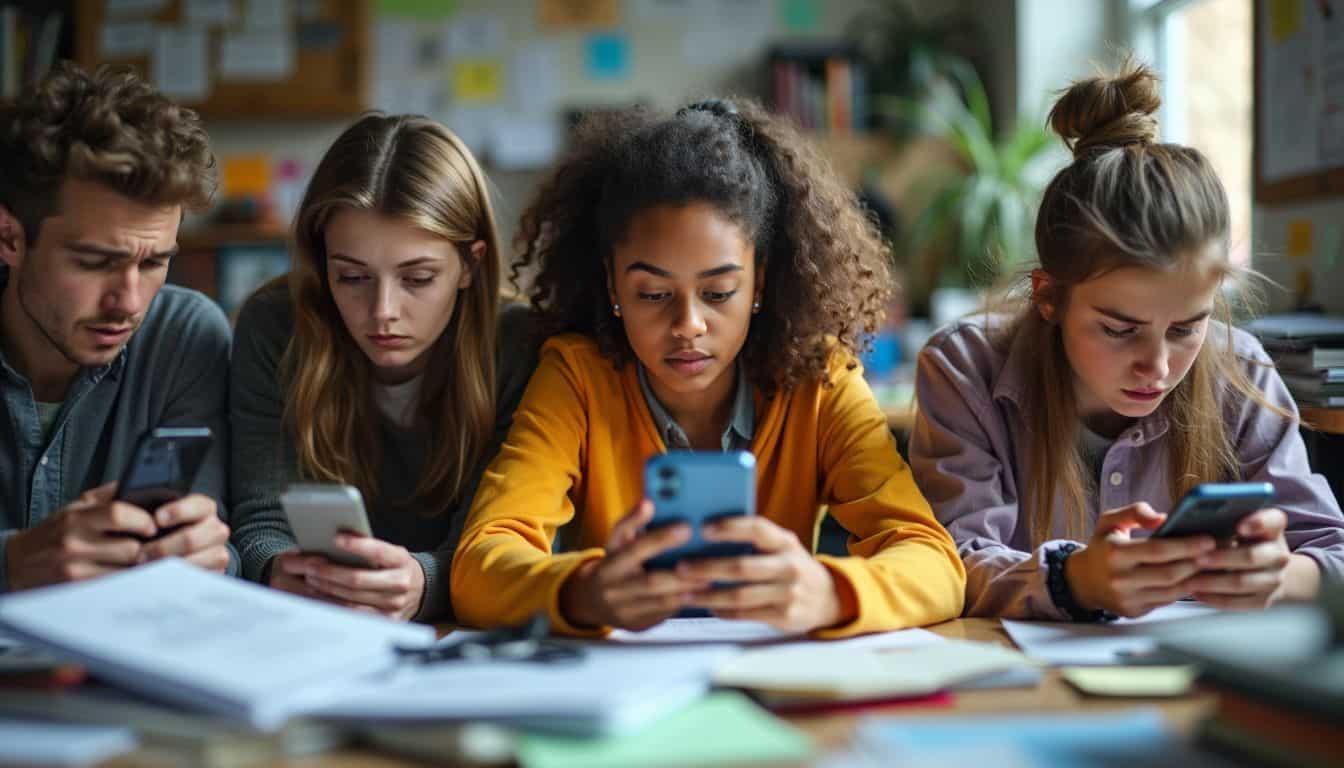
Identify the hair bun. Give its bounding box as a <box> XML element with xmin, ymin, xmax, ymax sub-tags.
<box><xmin>1048</xmin><ymin>60</ymin><xmax>1161</xmax><ymax>158</ymax></box>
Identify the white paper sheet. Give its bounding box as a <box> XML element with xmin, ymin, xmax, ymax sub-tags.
<box><xmin>609</xmin><ymin>617</ymin><xmax>798</xmax><ymax>644</ymax></box>
<box><xmin>100</xmin><ymin>21</ymin><xmax>155</xmax><ymax>57</ymax></box>
<box><xmin>106</xmin><ymin>0</ymin><xmax>167</xmax><ymax>16</ymax></box>
<box><xmin>184</xmin><ymin>0</ymin><xmax>235</xmax><ymax>26</ymax></box>
<box><xmin>488</xmin><ymin>116</ymin><xmax>561</xmax><ymax>170</ymax></box>
<box><xmin>244</xmin><ymin>0</ymin><xmax>289</xmax><ymax>28</ymax></box>
<box><xmin>152</xmin><ymin>28</ymin><xmax>209</xmax><ymax>102</ymax></box>
<box><xmin>220</xmin><ymin>30</ymin><xmax>295</xmax><ymax>81</ymax></box>
<box><xmin>0</xmin><ymin>559</ymin><xmax>433</xmax><ymax>729</ymax></box>
<box><xmin>0</xmin><ymin>720</ymin><xmax>137</xmax><ymax>766</ymax></box>
<box><xmin>713</xmin><ymin>640</ymin><xmax>1035</xmax><ymax>699</ymax></box>
<box><xmin>1002</xmin><ymin>601</ymin><xmax>1219</xmax><ymax>666</ymax></box>
<box><xmin>445</xmin><ymin>13</ymin><xmax>506</xmax><ymax>58</ymax></box>
<box><xmin>509</xmin><ymin>45</ymin><xmax>559</xmax><ymax>112</ymax></box>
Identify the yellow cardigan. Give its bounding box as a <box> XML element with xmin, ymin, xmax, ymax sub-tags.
<box><xmin>450</xmin><ymin>334</ymin><xmax>966</xmax><ymax>637</ymax></box>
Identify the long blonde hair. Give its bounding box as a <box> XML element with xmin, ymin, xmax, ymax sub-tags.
<box><xmin>1007</xmin><ymin>61</ymin><xmax>1291</xmax><ymax>547</ymax></box>
<box><xmin>284</xmin><ymin>113</ymin><xmax>501</xmax><ymax>512</ymax></box>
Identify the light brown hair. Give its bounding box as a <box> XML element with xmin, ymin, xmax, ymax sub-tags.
<box><xmin>1008</xmin><ymin>61</ymin><xmax>1289</xmax><ymax>546</ymax></box>
<box><xmin>0</xmin><ymin>62</ymin><xmax>216</xmax><ymax>244</ymax></box>
<box><xmin>285</xmin><ymin>113</ymin><xmax>501</xmax><ymax>511</ymax></box>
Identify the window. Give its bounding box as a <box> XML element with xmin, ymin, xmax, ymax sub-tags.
<box><xmin>1130</xmin><ymin>0</ymin><xmax>1254</xmax><ymax>266</ymax></box>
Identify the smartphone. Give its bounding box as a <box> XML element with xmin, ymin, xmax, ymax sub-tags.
<box><xmin>1150</xmin><ymin>482</ymin><xmax>1275</xmax><ymax>540</ymax></box>
<box><xmin>115</xmin><ymin>428</ymin><xmax>214</xmax><ymax>539</ymax></box>
<box><xmin>280</xmin><ymin>483</ymin><xmax>375</xmax><ymax>568</ymax></box>
<box><xmin>642</xmin><ymin>451</ymin><xmax>757</xmax><ymax>572</ymax></box>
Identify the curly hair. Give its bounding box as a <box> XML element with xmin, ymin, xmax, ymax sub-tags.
<box><xmin>510</xmin><ymin>98</ymin><xmax>890</xmax><ymax>394</ymax></box>
<box><xmin>0</xmin><ymin>62</ymin><xmax>216</xmax><ymax>246</ymax></box>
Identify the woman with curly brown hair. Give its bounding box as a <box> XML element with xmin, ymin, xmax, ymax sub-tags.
<box><xmin>451</xmin><ymin>98</ymin><xmax>965</xmax><ymax>636</ymax></box>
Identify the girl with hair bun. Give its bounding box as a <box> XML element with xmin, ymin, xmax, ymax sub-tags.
<box><xmin>909</xmin><ymin>61</ymin><xmax>1344</xmax><ymax>621</ymax></box>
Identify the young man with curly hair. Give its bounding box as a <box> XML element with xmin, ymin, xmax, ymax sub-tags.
<box><xmin>0</xmin><ymin>63</ymin><xmax>232</xmax><ymax>591</ymax></box>
<box><xmin>451</xmin><ymin>99</ymin><xmax>965</xmax><ymax>637</ymax></box>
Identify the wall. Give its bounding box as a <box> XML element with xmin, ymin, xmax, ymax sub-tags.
<box><xmin>202</xmin><ymin>0</ymin><xmax>888</xmax><ymax>248</ymax></box>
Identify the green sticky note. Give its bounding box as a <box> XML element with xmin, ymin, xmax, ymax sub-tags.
<box><xmin>376</xmin><ymin>0</ymin><xmax>457</xmax><ymax>19</ymax></box>
<box><xmin>779</xmin><ymin>0</ymin><xmax>819</xmax><ymax>30</ymax></box>
<box><xmin>516</xmin><ymin>692</ymin><xmax>812</xmax><ymax>768</ymax></box>
<box><xmin>1060</xmin><ymin>666</ymin><xmax>1196</xmax><ymax>698</ymax></box>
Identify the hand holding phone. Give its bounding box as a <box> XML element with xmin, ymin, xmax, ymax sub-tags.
<box><xmin>280</xmin><ymin>484</ymin><xmax>375</xmax><ymax>568</ymax></box>
<box><xmin>115</xmin><ymin>428</ymin><xmax>214</xmax><ymax>538</ymax></box>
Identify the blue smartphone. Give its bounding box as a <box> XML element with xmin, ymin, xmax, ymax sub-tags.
<box><xmin>1150</xmin><ymin>482</ymin><xmax>1275</xmax><ymax>539</ymax></box>
<box><xmin>642</xmin><ymin>451</ymin><xmax>757</xmax><ymax>571</ymax></box>
<box><xmin>115</xmin><ymin>427</ymin><xmax>214</xmax><ymax>540</ymax></box>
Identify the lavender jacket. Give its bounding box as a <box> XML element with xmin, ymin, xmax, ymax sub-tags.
<box><xmin>909</xmin><ymin>314</ymin><xmax>1344</xmax><ymax>619</ymax></box>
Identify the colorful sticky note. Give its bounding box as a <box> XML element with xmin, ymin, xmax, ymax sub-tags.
<box><xmin>515</xmin><ymin>693</ymin><xmax>812</xmax><ymax>768</ymax></box>
<box><xmin>779</xmin><ymin>0</ymin><xmax>819</xmax><ymax>31</ymax></box>
<box><xmin>376</xmin><ymin>0</ymin><xmax>457</xmax><ymax>20</ymax></box>
<box><xmin>1270</xmin><ymin>0</ymin><xmax>1301</xmax><ymax>42</ymax></box>
<box><xmin>1287</xmin><ymin>218</ymin><xmax>1313</xmax><ymax>259</ymax></box>
<box><xmin>586</xmin><ymin>34</ymin><xmax>629</xmax><ymax>81</ymax></box>
<box><xmin>452</xmin><ymin>59</ymin><xmax>503</xmax><ymax>103</ymax></box>
<box><xmin>540</xmin><ymin>0</ymin><xmax>621</xmax><ymax>30</ymax></box>
<box><xmin>221</xmin><ymin>154</ymin><xmax>271</xmax><ymax>199</ymax></box>
<box><xmin>1060</xmin><ymin>666</ymin><xmax>1196</xmax><ymax>698</ymax></box>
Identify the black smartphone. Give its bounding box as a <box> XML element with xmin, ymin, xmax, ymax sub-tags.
<box><xmin>1150</xmin><ymin>482</ymin><xmax>1275</xmax><ymax>540</ymax></box>
<box><xmin>115</xmin><ymin>427</ymin><xmax>214</xmax><ymax>537</ymax></box>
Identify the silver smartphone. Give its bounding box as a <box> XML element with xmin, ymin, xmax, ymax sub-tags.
<box><xmin>280</xmin><ymin>483</ymin><xmax>375</xmax><ymax>568</ymax></box>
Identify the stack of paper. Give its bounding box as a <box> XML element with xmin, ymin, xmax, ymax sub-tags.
<box><xmin>713</xmin><ymin>639</ymin><xmax>1038</xmax><ymax>704</ymax></box>
<box><xmin>0</xmin><ymin>559</ymin><xmax>433</xmax><ymax>729</ymax></box>
<box><xmin>309</xmin><ymin>639</ymin><xmax>740</xmax><ymax>737</ymax></box>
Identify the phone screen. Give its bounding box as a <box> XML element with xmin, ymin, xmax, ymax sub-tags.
<box><xmin>116</xmin><ymin>428</ymin><xmax>214</xmax><ymax>515</ymax></box>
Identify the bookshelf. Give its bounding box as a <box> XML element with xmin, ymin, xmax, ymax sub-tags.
<box><xmin>0</xmin><ymin>1</ymin><xmax>73</xmax><ymax>102</ymax></box>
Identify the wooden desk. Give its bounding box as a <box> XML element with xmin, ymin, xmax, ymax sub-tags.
<box><xmin>1303</xmin><ymin>406</ymin><xmax>1344</xmax><ymax>435</ymax></box>
<box><xmin>221</xmin><ymin>618</ymin><xmax>1214</xmax><ymax>767</ymax></box>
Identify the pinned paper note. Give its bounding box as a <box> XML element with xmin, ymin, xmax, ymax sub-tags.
<box><xmin>184</xmin><ymin>0</ymin><xmax>236</xmax><ymax>26</ymax></box>
<box><xmin>152</xmin><ymin>28</ymin><xmax>208</xmax><ymax>101</ymax></box>
<box><xmin>453</xmin><ymin>60</ymin><xmax>503</xmax><ymax>103</ymax></box>
<box><xmin>540</xmin><ymin>0</ymin><xmax>621</xmax><ymax>30</ymax></box>
<box><xmin>106</xmin><ymin>0</ymin><xmax>167</xmax><ymax>16</ymax></box>
<box><xmin>1288</xmin><ymin>218</ymin><xmax>1314</xmax><ymax>259</ymax></box>
<box><xmin>586</xmin><ymin>34</ymin><xmax>629</xmax><ymax>81</ymax></box>
<box><xmin>511</xmin><ymin>45</ymin><xmax>559</xmax><ymax>112</ymax></box>
<box><xmin>489</xmin><ymin>115</ymin><xmax>562</xmax><ymax>170</ymax></box>
<box><xmin>243</xmin><ymin>0</ymin><xmax>289</xmax><ymax>28</ymax></box>
<box><xmin>445</xmin><ymin>13</ymin><xmax>506</xmax><ymax>57</ymax></box>
<box><xmin>101</xmin><ymin>22</ymin><xmax>155</xmax><ymax>57</ymax></box>
<box><xmin>1270</xmin><ymin>0</ymin><xmax>1302</xmax><ymax>42</ymax></box>
<box><xmin>220</xmin><ymin>31</ymin><xmax>295</xmax><ymax>81</ymax></box>
<box><xmin>222</xmin><ymin>155</ymin><xmax>272</xmax><ymax>199</ymax></box>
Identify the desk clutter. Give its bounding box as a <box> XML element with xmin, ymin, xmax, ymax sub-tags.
<box><xmin>1249</xmin><ymin>313</ymin><xmax>1344</xmax><ymax>407</ymax></box>
<box><xmin>0</xmin><ymin>561</ymin><xmax>1341</xmax><ymax>767</ymax></box>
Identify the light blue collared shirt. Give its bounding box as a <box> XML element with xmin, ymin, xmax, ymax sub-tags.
<box><xmin>637</xmin><ymin>363</ymin><xmax>754</xmax><ymax>451</ymax></box>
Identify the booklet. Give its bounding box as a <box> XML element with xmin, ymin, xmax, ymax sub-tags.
<box><xmin>0</xmin><ymin>559</ymin><xmax>433</xmax><ymax>730</ymax></box>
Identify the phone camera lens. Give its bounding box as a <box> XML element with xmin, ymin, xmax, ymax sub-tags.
<box><xmin>657</xmin><ymin>465</ymin><xmax>677</xmax><ymax>480</ymax></box>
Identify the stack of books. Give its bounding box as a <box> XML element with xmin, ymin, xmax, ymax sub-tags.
<box><xmin>768</xmin><ymin>43</ymin><xmax>867</xmax><ymax>135</ymax></box>
<box><xmin>1157</xmin><ymin>590</ymin><xmax>1344</xmax><ymax>768</ymax></box>
<box><xmin>1246</xmin><ymin>314</ymin><xmax>1344</xmax><ymax>407</ymax></box>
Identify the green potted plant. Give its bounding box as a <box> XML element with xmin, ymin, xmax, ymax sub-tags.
<box><xmin>890</xmin><ymin>60</ymin><xmax>1065</xmax><ymax>314</ymax></box>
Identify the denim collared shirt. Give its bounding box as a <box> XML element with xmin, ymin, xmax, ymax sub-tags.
<box><xmin>909</xmin><ymin>314</ymin><xmax>1344</xmax><ymax>619</ymax></box>
<box><xmin>637</xmin><ymin>362</ymin><xmax>755</xmax><ymax>451</ymax></box>
<box><xmin>0</xmin><ymin>267</ymin><xmax>235</xmax><ymax>591</ymax></box>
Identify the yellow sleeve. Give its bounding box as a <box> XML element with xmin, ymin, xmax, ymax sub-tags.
<box><xmin>450</xmin><ymin>343</ymin><xmax>606</xmax><ymax>634</ymax></box>
<box><xmin>812</xmin><ymin>362</ymin><xmax>966</xmax><ymax>637</ymax></box>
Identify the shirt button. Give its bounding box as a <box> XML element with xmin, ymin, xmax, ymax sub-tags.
<box><xmin>1109</xmin><ymin>471</ymin><xmax>1123</xmax><ymax>486</ymax></box>
<box><xmin>39</xmin><ymin>456</ymin><xmax>48</xmax><ymax>466</ymax></box>
<box><xmin>1131</xmin><ymin>431</ymin><xmax>1142</xmax><ymax>443</ymax></box>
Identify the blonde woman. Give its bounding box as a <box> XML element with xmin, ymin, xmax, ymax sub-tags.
<box><xmin>230</xmin><ymin>114</ymin><xmax>536</xmax><ymax>621</ymax></box>
<box><xmin>909</xmin><ymin>62</ymin><xmax>1344</xmax><ymax>621</ymax></box>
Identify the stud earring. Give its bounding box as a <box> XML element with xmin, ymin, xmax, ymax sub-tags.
<box><xmin>613</xmin><ymin>303</ymin><xmax>622</xmax><ymax>317</ymax></box>
<box><xmin>751</xmin><ymin>301</ymin><xmax>762</xmax><ymax>314</ymax></box>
